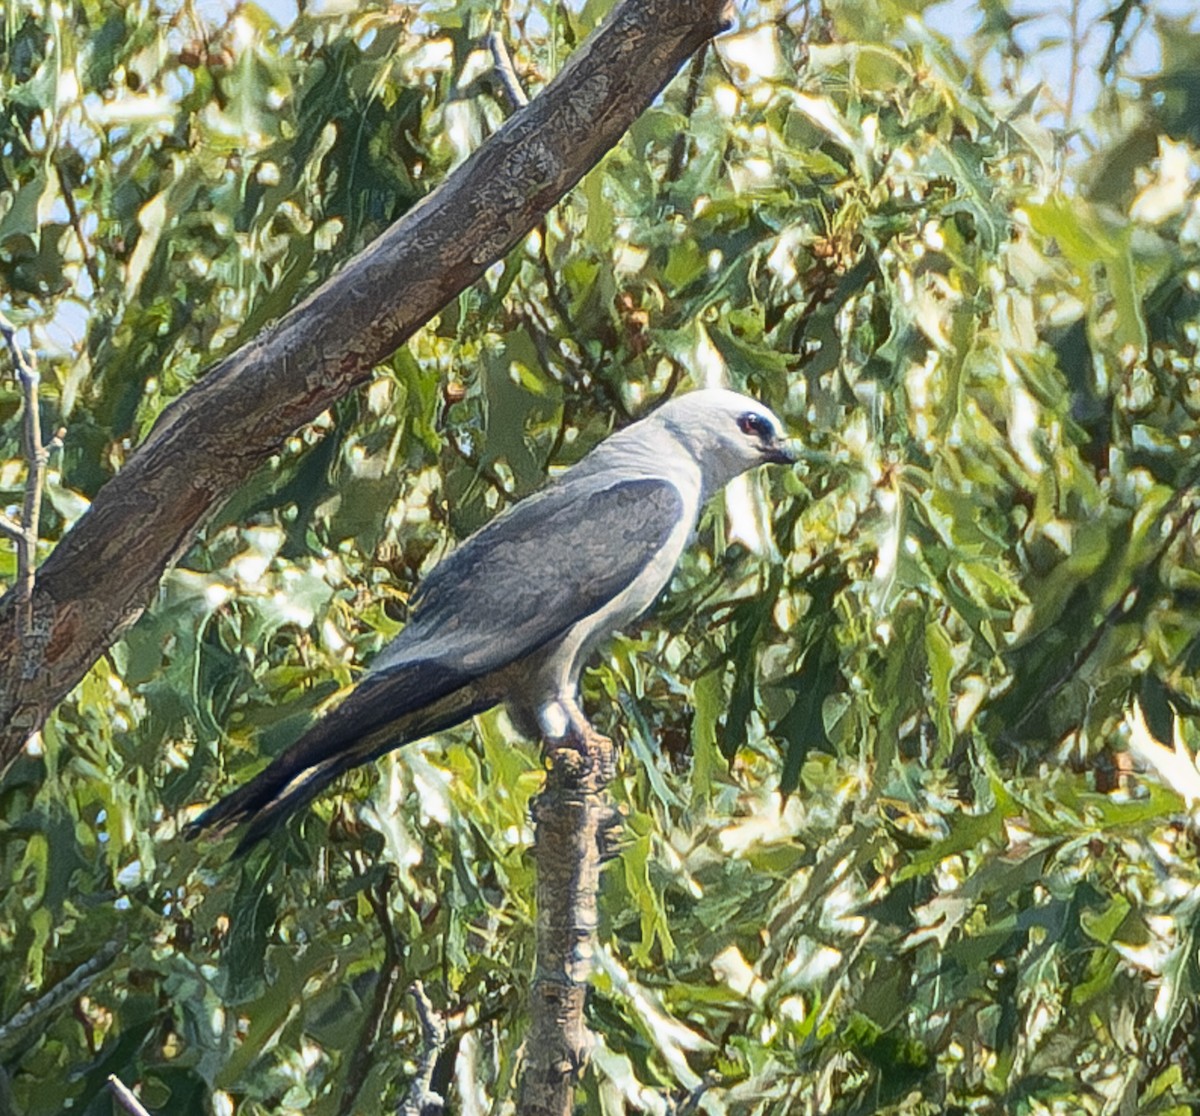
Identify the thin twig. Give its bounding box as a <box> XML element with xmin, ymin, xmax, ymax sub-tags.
<box><xmin>106</xmin><ymin>1076</ymin><xmax>153</xmax><ymax>1116</ymax></box>
<box><xmin>399</xmin><ymin>981</ymin><xmax>448</xmax><ymax>1116</ymax></box>
<box><xmin>55</xmin><ymin>161</ymin><xmax>101</xmax><ymax>290</ymax></box>
<box><xmin>0</xmin><ymin>309</ymin><xmax>49</xmax><ymax>650</ymax></box>
<box><xmin>449</xmin><ymin>431</ymin><xmax>514</xmax><ymax>501</ymax></box>
<box><xmin>487</xmin><ymin>29</ymin><xmax>529</xmax><ymax>109</ymax></box>
<box><xmin>665</xmin><ymin>43</ymin><xmax>709</xmax><ymax>183</ymax></box>
<box><xmin>0</xmin><ymin>514</ymin><xmax>23</xmax><ymax>544</ymax></box>
<box><xmin>679</xmin><ymin>1073</ymin><xmax>720</xmax><ymax>1115</ymax></box>
<box><xmin>542</xmin><ymin>396</ymin><xmax>577</xmax><ymax>468</ymax></box>
<box><xmin>338</xmin><ymin>860</ymin><xmax>404</xmax><ymax>1116</ymax></box>
<box><xmin>521</xmin><ymin>292</ymin><xmax>587</xmax><ymax>392</ymax></box>
<box><xmin>535</xmin><ymin>235</ymin><xmax>577</xmax><ymax>358</ymax></box>
<box><xmin>0</xmin><ymin>940</ymin><xmax>121</xmax><ymax>1048</ymax></box>
<box><xmin>533</xmin><ymin>235</ymin><xmax>630</xmax><ymax>420</ymax></box>
<box><xmin>1009</xmin><ymin>494</ymin><xmax>1200</xmax><ymax>737</ymax></box>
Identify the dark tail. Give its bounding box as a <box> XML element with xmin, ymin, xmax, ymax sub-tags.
<box><xmin>186</xmin><ymin>661</ymin><xmax>496</xmax><ymax>854</ymax></box>
<box><xmin>185</xmin><ymin>725</ymin><xmax>397</xmax><ymax>854</ymax></box>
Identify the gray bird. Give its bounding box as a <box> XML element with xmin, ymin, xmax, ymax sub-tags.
<box><xmin>188</xmin><ymin>388</ymin><xmax>795</xmax><ymax>851</ymax></box>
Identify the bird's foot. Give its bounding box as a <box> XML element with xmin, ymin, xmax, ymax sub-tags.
<box><xmin>545</xmin><ymin>730</ymin><xmax>615</xmax><ymax>786</ymax></box>
<box><xmin>576</xmin><ymin>724</ymin><xmax>616</xmax><ymax>785</ymax></box>
<box><xmin>538</xmin><ymin>701</ymin><xmax>616</xmax><ymax>783</ymax></box>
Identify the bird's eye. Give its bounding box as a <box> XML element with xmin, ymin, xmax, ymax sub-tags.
<box><xmin>737</xmin><ymin>412</ymin><xmax>772</xmax><ymax>439</ymax></box>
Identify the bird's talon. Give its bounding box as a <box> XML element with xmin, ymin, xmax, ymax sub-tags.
<box><xmin>547</xmin><ymin>746</ymin><xmax>589</xmax><ymax>778</ymax></box>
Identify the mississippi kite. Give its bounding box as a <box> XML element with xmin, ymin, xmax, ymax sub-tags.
<box><xmin>188</xmin><ymin>388</ymin><xmax>794</xmax><ymax>851</ymax></box>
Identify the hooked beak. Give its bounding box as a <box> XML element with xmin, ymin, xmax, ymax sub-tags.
<box><xmin>763</xmin><ymin>437</ymin><xmax>799</xmax><ymax>466</ymax></box>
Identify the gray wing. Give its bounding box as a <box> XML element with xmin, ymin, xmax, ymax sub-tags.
<box><xmin>189</xmin><ymin>475</ymin><xmax>685</xmax><ymax>849</ymax></box>
<box><xmin>382</xmin><ymin>475</ymin><xmax>687</xmax><ymax>674</ymax></box>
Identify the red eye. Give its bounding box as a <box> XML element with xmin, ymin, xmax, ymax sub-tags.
<box><xmin>737</xmin><ymin>412</ymin><xmax>771</xmax><ymax>438</ymax></box>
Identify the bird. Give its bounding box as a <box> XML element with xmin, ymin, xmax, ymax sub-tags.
<box><xmin>187</xmin><ymin>388</ymin><xmax>795</xmax><ymax>852</ymax></box>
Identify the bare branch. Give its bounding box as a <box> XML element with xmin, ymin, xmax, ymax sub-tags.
<box><xmin>106</xmin><ymin>1076</ymin><xmax>154</xmax><ymax>1116</ymax></box>
<box><xmin>399</xmin><ymin>982</ymin><xmax>448</xmax><ymax>1116</ymax></box>
<box><xmin>0</xmin><ymin>309</ymin><xmax>51</xmax><ymax>658</ymax></box>
<box><xmin>488</xmin><ymin>29</ymin><xmax>529</xmax><ymax>109</ymax></box>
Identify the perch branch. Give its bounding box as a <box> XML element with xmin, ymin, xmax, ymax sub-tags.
<box><xmin>517</xmin><ymin>728</ymin><xmax>619</xmax><ymax>1116</ymax></box>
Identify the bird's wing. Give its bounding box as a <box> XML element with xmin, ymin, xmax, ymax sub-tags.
<box><xmin>189</xmin><ymin>475</ymin><xmax>686</xmax><ymax>847</ymax></box>
<box><xmin>380</xmin><ymin>473</ymin><xmax>687</xmax><ymax>674</ymax></box>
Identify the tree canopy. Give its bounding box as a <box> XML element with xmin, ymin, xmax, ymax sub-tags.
<box><xmin>2</xmin><ymin>0</ymin><xmax>1200</xmax><ymax>1113</ymax></box>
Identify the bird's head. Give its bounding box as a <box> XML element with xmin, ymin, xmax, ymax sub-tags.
<box><xmin>653</xmin><ymin>388</ymin><xmax>796</xmax><ymax>497</ymax></box>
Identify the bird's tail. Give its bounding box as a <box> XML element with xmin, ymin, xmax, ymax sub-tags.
<box><xmin>184</xmin><ymin>728</ymin><xmax>395</xmax><ymax>854</ymax></box>
<box><xmin>185</xmin><ymin>663</ymin><xmax>497</xmax><ymax>854</ymax></box>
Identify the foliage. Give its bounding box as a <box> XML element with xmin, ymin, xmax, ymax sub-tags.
<box><xmin>3</xmin><ymin>0</ymin><xmax>1200</xmax><ymax>1113</ymax></box>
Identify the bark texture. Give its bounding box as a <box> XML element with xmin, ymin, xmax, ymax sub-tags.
<box><xmin>0</xmin><ymin>0</ymin><xmax>732</xmax><ymax>770</ymax></box>
<box><xmin>518</xmin><ymin>732</ymin><xmax>618</xmax><ymax>1116</ymax></box>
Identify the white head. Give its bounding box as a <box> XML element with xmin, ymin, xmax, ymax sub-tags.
<box><xmin>649</xmin><ymin>388</ymin><xmax>795</xmax><ymax>498</ymax></box>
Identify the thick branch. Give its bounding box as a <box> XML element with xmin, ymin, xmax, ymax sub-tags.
<box><xmin>0</xmin><ymin>0</ymin><xmax>732</xmax><ymax>770</ymax></box>
<box><xmin>518</xmin><ymin>731</ymin><xmax>618</xmax><ymax>1116</ymax></box>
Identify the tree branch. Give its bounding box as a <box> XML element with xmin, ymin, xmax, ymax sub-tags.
<box><xmin>399</xmin><ymin>982</ymin><xmax>448</xmax><ymax>1116</ymax></box>
<box><xmin>0</xmin><ymin>310</ymin><xmax>51</xmax><ymax>663</ymax></box>
<box><xmin>0</xmin><ymin>939</ymin><xmax>121</xmax><ymax>1048</ymax></box>
<box><xmin>517</xmin><ymin>729</ymin><xmax>619</xmax><ymax>1115</ymax></box>
<box><xmin>665</xmin><ymin>44</ymin><xmax>710</xmax><ymax>183</ymax></box>
<box><xmin>488</xmin><ymin>29</ymin><xmax>530</xmax><ymax>109</ymax></box>
<box><xmin>54</xmin><ymin>160</ymin><xmax>101</xmax><ymax>291</ymax></box>
<box><xmin>1006</xmin><ymin>491</ymin><xmax>1200</xmax><ymax>739</ymax></box>
<box><xmin>338</xmin><ymin>861</ymin><xmax>404</xmax><ymax>1116</ymax></box>
<box><xmin>106</xmin><ymin>1075</ymin><xmax>154</xmax><ymax>1116</ymax></box>
<box><xmin>0</xmin><ymin>0</ymin><xmax>734</xmax><ymax>772</ymax></box>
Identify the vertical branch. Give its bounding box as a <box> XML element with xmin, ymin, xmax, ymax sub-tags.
<box><xmin>106</xmin><ymin>1075</ymin><xmax>154</xmax><ymax>1116</ymax></box>
<box><xmin>0</xmin><ymin>311</ymin><xmax>51</xmax><ymax>655</ymax></box>
<box><xmin>488</xmin><ymin>29</ymin><xmax>530</xmax><ymax>109</ymax></box>
<box><xmin>517</xmin><ymin>729</ymin><xmax>618</xmax><ymax>1116</ymax></box>
<box><xmin>398</xmin><ymin>982</ymin><xmax>448</xmax><ymax>1116</ymax></box>
<box><xmin>665</xmin><ymin>44</ymin><xmax>709</xmax><ymax>183</ymax></box>
<box><xmin>338</xmin><ymin>861</ymin><xmax>404</xmax><ymax>1116</ymax></box>
<box><xmin>54</xmin><ymin>162</ymin><xmax>101</xmax><ymax>291</ymax></box>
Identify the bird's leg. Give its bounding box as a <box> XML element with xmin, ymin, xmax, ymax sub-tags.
<box><xmin>537</xmin><ymin>695</ymin><xmax>616</xmax><ymax>783</ymax></box>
